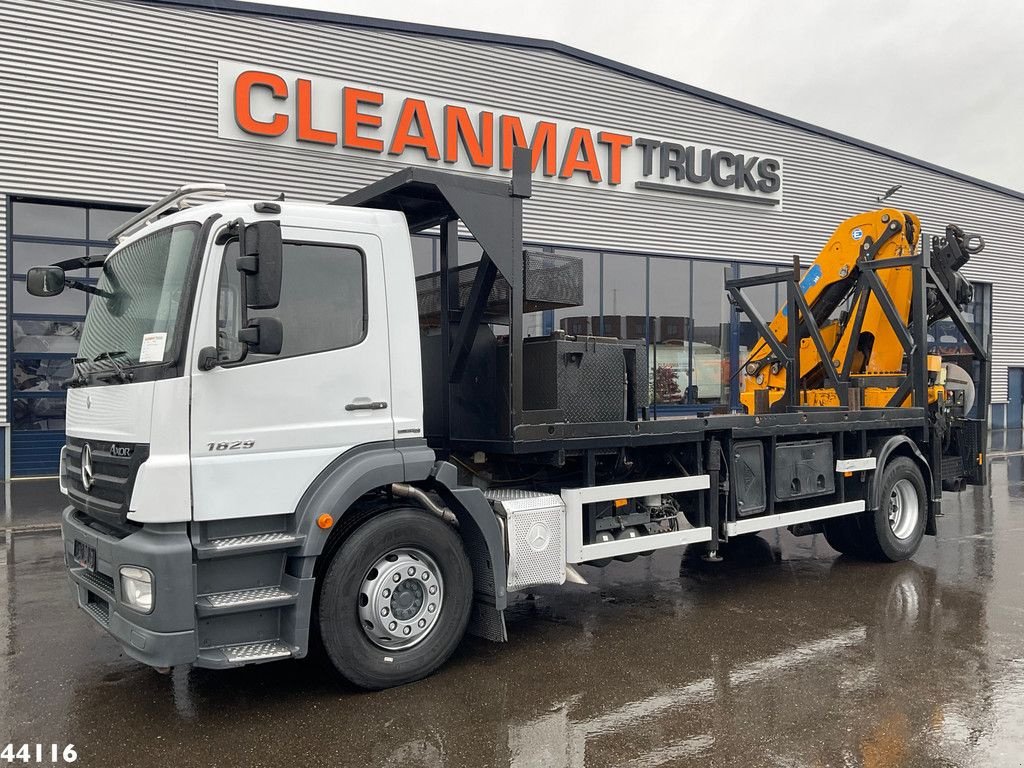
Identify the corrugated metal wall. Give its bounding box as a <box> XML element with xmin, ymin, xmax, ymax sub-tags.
<box><xmin>1</xmin><ymin>0</ymin><xmax>1021</xmax><ymax>402</ymax></box>
<box><xmin>0</xmin><ymin>199</ymin><xmax>7</xmax><ymax>425</ymax></box>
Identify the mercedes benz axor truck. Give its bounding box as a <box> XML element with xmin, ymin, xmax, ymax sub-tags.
<box><xmin>30</xmin><ymin>153</ymin><xmax>988</xmax><ymax>689</ymax></box>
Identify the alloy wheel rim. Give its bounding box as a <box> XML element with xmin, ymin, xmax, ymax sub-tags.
<box><xmin>358</xmin><ymin>547</ymin><xmax>444</xmax><ymax>650</ymax></box>
<box><xmin>888</xmin><ymin>478</ymin><xmax>919</xmax><ymax>540</ymax></box>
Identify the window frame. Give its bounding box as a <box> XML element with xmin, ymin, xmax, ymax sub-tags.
<box><xmin>216</xmin><ymin>237</ymin><xmax>370</xmax><ymax>367</ymax></box>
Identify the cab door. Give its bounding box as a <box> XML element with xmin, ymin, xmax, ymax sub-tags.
<box><xmin>189</xmin><ymin>223</ymin><xmax>392</xmax><ymax>522</ymax></box>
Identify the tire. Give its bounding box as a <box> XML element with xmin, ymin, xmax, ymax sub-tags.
<box><xmin>864</xmin><ymin>457</ymin><xmax>927</xmax><ymax>562</ymax></box>
<box><xmin>318</xmin><ymin>507</ymin><xmax>473</xmax><ymax>690</ymax></box>
<box><xmin>823</xmin><ymin>513</ymin><xmax>869</xmax><ymax>558</ymax></box>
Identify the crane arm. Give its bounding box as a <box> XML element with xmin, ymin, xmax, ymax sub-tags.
<box><xmin>736</xmin><ymin>209</ymin><xmax>981</xmax><ymax>413</ymax></box>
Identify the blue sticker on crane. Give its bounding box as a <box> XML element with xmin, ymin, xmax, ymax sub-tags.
<box><xmin>800</xmin><ymin>264</ymin><xmax>823</xmax><ymax>293</ymax></box>
<box><xmin>781</xmin><ymin>264</ymin><xmax>823</xmax><ymax>316</ymax></box>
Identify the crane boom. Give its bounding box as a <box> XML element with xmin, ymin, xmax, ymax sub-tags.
<box><xmin>737</xmin><ymin>208</ymin><xmax>979</xmax><ymax>413</ymax></box>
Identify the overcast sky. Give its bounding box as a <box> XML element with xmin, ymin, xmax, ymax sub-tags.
<box><xmin>242</xmin><ymin>0</ymin><xmax>1024</xmax><ymax>193</ymax></box>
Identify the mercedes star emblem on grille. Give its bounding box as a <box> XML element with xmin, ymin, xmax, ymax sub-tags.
<box><xmin>81</xmin><ymin>443</ymin><xmax>94</xmax><ymax>491</ymax></box>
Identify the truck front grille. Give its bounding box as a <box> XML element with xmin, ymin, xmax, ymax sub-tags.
<box><xmin>64</xmin><ymin>438</ymin><xmax>150</xmax><ymax>527</ymax></box>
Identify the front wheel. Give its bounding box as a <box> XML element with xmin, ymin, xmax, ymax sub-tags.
<box><xmin>318</xmin><ymin>507</ymin><xmax>473</xmax><ymax>690</ymax></box>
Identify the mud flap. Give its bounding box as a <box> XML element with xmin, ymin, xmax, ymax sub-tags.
<box><xmin>468</xmin><ymin>602</ymin><xmax>508</xmax><ymax>642</ymax></box>
<box><xmin>431</xmin><ymin>460</ymin><xmax>509</xmax><ymax>642</ymax></box>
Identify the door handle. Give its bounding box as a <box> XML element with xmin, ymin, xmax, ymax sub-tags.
<box><xmin>345</xmin><ymin>400</ymin><xmax>388</xmax><ymax>411</ymax></box>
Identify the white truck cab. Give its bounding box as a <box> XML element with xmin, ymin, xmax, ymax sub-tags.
<box><xmin>64</xmin><ymin>199</ymin><xmax>423</xmax><ymax>525</ymax></box>
<box><xmin>50</xmin><ymin>189</ymin><xmax>460</xmax><ymax>688</ymax></box>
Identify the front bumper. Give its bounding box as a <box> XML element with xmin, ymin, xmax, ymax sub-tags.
<box><xmin>62</xmin><ymin>506</ymin><xmax>198</xmax><ymax>668</ymax></box>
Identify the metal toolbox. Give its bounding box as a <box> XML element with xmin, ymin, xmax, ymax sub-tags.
<box><xmin>508</xmin><ymin>333</ymin><xmax>649</xmax><ymax>424</ymax></box>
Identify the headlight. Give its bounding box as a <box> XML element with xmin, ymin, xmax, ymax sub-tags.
<box><xmin>119</xmin><ymin>566</ymin><xmax>154</xmax><ymax>613</ymax></box>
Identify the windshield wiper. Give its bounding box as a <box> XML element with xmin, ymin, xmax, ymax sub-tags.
<box><xmin>93</xmin><ymin>351</ymin><xmax>135</xmax><ymax>384</ymax></box>
<box><xmin>63</xmin><ymin>357</ymin><xmax>90</xmax><ymax>389</ymax></box>
<box><xmin>62</xmin><ymin>351</ymin><xmax>135</xmax><ymax>388</ymax></box>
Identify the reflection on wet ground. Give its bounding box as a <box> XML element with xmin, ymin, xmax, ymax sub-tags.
<box><xmin>2</xmin><ymin>458</ymin><xmax>1024</xmax><ymax>767</ymax></box>
<box><xmin>990</xmin><ymin>429</ymin><xmax>1024</xmax><ymax>455</ymax></box>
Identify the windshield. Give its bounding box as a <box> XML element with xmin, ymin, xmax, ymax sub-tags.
<box><xmin>78</xmin><ymin>222</ymin><xmax>199</xmax><ymax>366</ymax></box>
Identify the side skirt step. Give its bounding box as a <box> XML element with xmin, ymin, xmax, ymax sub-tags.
<box><xmin>194</xmin><ymin>532</ymin><xmax>304</xmax><ymax>559</ymax></box>
<box><xmin>197</xmin><ymin>640</ymin><xmax>296</xmax><ymax>668</ymax></box>
<box><xmin>224</xmin><ymin>640</ymin><xmax>293</xmax><ymax>663</ymax></box>
<box><xmin>195</xmin><ymin>586</ymin><xmax>298</xmax><ymax>617</ymax></box>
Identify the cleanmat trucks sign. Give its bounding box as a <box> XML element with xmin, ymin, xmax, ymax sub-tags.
<box><xmin>217</xmin><ymin>60</ymin><xmax>783</xmax><ymax>207</ymax></box>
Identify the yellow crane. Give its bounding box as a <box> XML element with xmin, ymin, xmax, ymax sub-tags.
<box><xmin>735</xmin><ymin>209</ymin><xmax>981</xmax><ymax>414</ymax></box>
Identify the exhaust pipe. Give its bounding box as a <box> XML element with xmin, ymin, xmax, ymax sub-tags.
<box><xmin>391</xmin><ymin>483</ymin><xmax>458</xmax><ymax>526</ymax></box>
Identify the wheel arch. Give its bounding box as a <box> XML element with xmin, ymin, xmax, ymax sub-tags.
<box><xmin>428</xmin><ymin>460</ymin><xmax>508</xmax><ymax>611</ymax></box>
<box><xmin>296</xmin><ymin>441</ymin><xmax>436</xmax><ymax>559</ymax></box>
<box><xmin>868</xmin><ymin>434</ymin><xmax>936</xmax><ymax>535</ymax></box>
<box><xmin>296</xmin><ymin>445</ymin><xmax>507</xmax><ymax>612</ymax></box>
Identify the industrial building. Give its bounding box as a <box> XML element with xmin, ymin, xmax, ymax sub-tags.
<box><xmin>0</xmin><ymin>0</ymin><xmax>1020</xmax><ymax>476</ymax></box>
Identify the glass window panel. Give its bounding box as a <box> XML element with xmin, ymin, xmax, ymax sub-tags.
<box><xmin>601</xmin><ymin>253</ymin><xmax>647</xmax><ymax>340</ymax></box>
<box><xmin>12</xmin><ymin>318</ymin><xmax>83</xmax><ymax>354</ymax></box>
<box><xmin>522</xmin><ymin>313</ymin><xmax>547</xmax><ymax>338</ymax></box>
<box><xmin>12</xmin><ymin>242</ymin><xmax>88</xmax><ymax>277</ymax></box>
<box><xmin>551</xmin><ymin>248</ymin><xmax>599</xmax><ymax>337</ymax></box>
<box><xmin>649</xmin><ymin>258</ymin><xmax>691</xmax><ymax>343</ymax></box>
<box><xmin>79</xmin><ymin>224</ymin><xmax>198</xmax><ymax>364</ymax></box>
<box><xmin>928</xmin><ymin>281</ymin><xmax>990</xmax><ymax>355</ymax></box>
<box><xmin>926</xmin><ymin>281</ymin><xmax>989</xmax><ymax>419</ymax></box>
<box><xmin>219</xmin><ymin>240</ymin><xmax>367</xmax><ymax>363</ymax></box>
<box><xmin>690</xmin><ymin>261</ymin><xmax>729</xmax><ymax>404</ymax></box>
<box><xmin>12</xmin><ymin>202</ymin><xmax>86</xmax><ymax>239</ymax></box>
<box><xmin>13</xmin><ymin>279</ymin><xmax>87</xmax><ymax>316</ymax></box>
<box><xmin>13</xmin><ymin>357</ymin><xmax>74</xmax><ymax>393</ymax></box>
<box><xmin>88</xmin><ymin>207</ymin><xmax>138</xmax><ymax>240</ymax></box>
<box><xmin>738</xmin><ymin>264</ymin><xmax>780</xmax><ymax>361</ymax></box>
<box><xmin>12</xmin><ymin>396</ymin><xmax>67</xmax><ymax>432</ymax></box>
<box><xmin>88</xmin><ymin>246</ymin><xmax>112</xmax><ymax>281</ymax></box>
<box><xmin>649</xmin><ymin>257</ymin><xmax>692</xmax><ymax>406</ymax></box>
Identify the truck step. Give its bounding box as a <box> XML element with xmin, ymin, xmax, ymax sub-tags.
<box><xmin>75</xmin><ymin>568</ymin><xmax>115</xmax><ymax>601</ymax></box>
<box><xmin>194</xmin><ymin>532</ymin><xmax>303</xmax><ymax>559</ymax></box>
<box><xmin>222</xmin><ymin>640</ymin><xmax>294</xmax><ymax>664</ymax></box>
<box><xmin>195</xmin><ymin>585</ymin><xmax>297</xmax><ymax>616</ymax></box>
<box><xmin>83</xmin><ymin>599</ymin><xmax>110</xmax><ymax>628</ymax></box>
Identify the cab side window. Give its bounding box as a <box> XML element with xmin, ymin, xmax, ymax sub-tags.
<box><xmin>218</xmin><ymin>240</ymin><xmax>367</xmax><ymax>363</ymax></box>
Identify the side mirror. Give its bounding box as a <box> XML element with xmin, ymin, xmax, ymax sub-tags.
<box><xmin>26</xmin><ymin>266</ymin><xmax>67</xmax><ymax>297</ymax></box>
<box><xmin>237</xmin><ymin>317</ymin><xmax>283</xmax><ymax>356</ymax></box>
<box><xmin>237</xmin><ymin>221</ymin><xmax>282</xmax><ymax>310</ymax></box>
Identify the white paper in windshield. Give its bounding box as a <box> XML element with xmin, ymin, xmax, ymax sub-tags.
<box><xmin>139</xmin><ymin>332</ymin><xmax>167</xmax><ymax>363</ymax></box>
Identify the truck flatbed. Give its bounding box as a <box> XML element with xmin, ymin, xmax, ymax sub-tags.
<box><xmin>478</xmin><ymin>407</ymin><xmax>931</xmax><ymax>454</ymax></box>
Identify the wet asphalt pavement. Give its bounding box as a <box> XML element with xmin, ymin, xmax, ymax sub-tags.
<box><xmin>2</xmin><ymin>454</ymin><xmax>1024</xmax><ymax>767</ymax></box>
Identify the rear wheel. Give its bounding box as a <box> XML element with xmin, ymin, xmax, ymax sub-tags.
<box><xmin>318</xmin><ymin>507</ymin><xmax>473</xmax><ymax>690</ymax></box>
<box><xmin>825</xmin><ymin>457</ymin><xmax>927</xmax><ymax>561</ymax></box>
<box><xmin>867</xmin><ymin>457</ymin><xmax>927</xmax><ymax>561</ymax></box>
<box><xmin>823</xmin><ymin>513</ymin><xmax>868</xmax><ymax>557</ymax></box>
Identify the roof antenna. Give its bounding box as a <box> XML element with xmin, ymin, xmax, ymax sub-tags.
<box><xmin>276</xmin><ymin>192</ymin><xmax>286</xmax><ymax>201</ymax></box>
<box><xmin>876</xmin><ymin>184</ymin><xmax>902</xmax><ymax>204</ymax></box>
